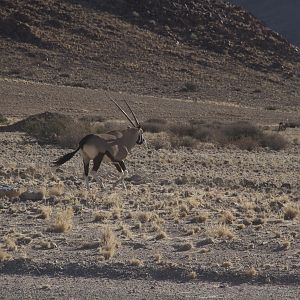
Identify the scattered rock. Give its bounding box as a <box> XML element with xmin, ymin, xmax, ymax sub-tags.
<box><xmin>175</xmin><ymin>176</ymin><xmax>188</xmax><ymax>185</ymax></box>
<box><xmin>160</xmin><ymin>179</ymin><xmax>172</xmax><ymax>185</ymax></box>
<box><xmin>0</xmin><ymin>184</ymin><xmax>24</xmax><ymax>198</ymax></box>
<box><xmin>197</xmin><ymin>238</ymin><xmax>215</xmax><ymax>247</ymax></box>
<box><xmin>281</xmin><ymin>183</ymin><xmax>292</xmax><ymax>190</ymax></box>
<box><xmin>240</xmin><ymin>179</ymin><xmax>256</xmax><ymax>189</ymax></box>
<box><xmin>20</xmin><ymin>189</ymin><xmax>45</xmax><ymax>201</ymax></box>
<box><xmin>125</xmin><ymin>174</ymin><xmax>145</xmax><ymax>185</ymax></box>
<box><xmin>213</xmin><ymin>177</ymin><xmax>224</xmax><ymax>186</ymax></box>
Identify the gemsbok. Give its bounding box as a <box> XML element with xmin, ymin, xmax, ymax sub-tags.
<box><xmin>52</xmin><ymin>96</ymin><xmax>146</xmax><ymax>189</ymax></box>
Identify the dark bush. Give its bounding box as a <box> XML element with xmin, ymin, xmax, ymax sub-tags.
<box><xmin>260</xmin><ymin>134</ymin><xmax>288</xmax><ymax>151</ymax></box>
<box><xmin>221</xmin><ymin>121</ymin><xmax>262</xmax><ymax>141</ymax></box>
<box><xmin>233</xmin><ymin>137</ymin><xmax>260</xmax><ymax>151</ymax></box>
<box><xmin>16</xmin><ymin>112</ymin><xmax>91</xmax><ymax>148</ymax></box>
<box><xmin>180</xmin><ymin>81</ymin><xmax>198</xmax><ymax>92</ymax></box>
<box><xmin>142</xmin><ymin>118</ymin><xmax>168</xmax><ymax>133</ymax></box>
<box><xmin>0</xmin><ymin>114</ymin><xmax>8</xmax><ymax>124</ymax></box>
<box><xmin>146</xmin><ymin>118</ymin><xmax>288</xmax><ymax>151</ymax></box>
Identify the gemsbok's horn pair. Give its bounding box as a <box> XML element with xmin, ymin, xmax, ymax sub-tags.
<box><xmin>52</xmin><ymin>96</ymin><xmax>146</xmax><ymax>189</ymax></box>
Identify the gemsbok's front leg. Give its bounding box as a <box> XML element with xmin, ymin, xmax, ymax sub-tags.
<box><xmin>112</xmin><ymin>160</ymin><xmax>128</xmax><ymax>190</ymax></box>
<box><xmin>91</xmin><ymin>152</ymin><xmax>105</xmax><ymax>189</ymax></box>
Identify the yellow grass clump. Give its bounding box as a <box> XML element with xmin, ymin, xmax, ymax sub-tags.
<box><xmin>129</xmin><ymin>258</ymin><xmax>144</xmax><ymax>267</ymax></box>
<box><xmin>245</xmin><ymin>267</ymin><xmax>258</xmax><ymax>277</ymax></box>
<box><xmin>155</xmin><ymin>231</ymin><xmax>167</xmax><ymax>240</ymax></box>
<box><xmin>4</xmin><ymin>238</ymin><xmax>17</xmax><ymax>251</ymax></box>
<box><xmin>50</xmin><ymin>207</ymin><xmax>74</xmax><ymax>233</ymax></box>
<box><xmin>103</xmin><ymin>193</ymin><xmax>122</xmax><ymax>209</ymax></box>
<box><xmin>219</xmin><ymin>210</ymin><xmax>235</xmax><ymax>224</ymax></box>
<box><xmin>191</xmin><ymin>212</ymin><xmax>209</xmax><ymax>223</ymax></box>
<box><xmin>284</xmin><ymin>205</ymin><xmax>300</xmax><ymax>220</ymax></box>
<box><xmin>99</xmin><ymin>226</ymin><xmax>119</xmax><ymax>260</ymax></box>
<box><xmin>137</xmin><ymin>211</ymin><xmax>152</xmax><ymax>223</ymax></box>
<box><xmin>208</xmin><ymin>224</ymin><xmax>235</xmax><ymax>240</ymax></box>
<box><xmin>48</xmin><ymin>182</ymin><xmax>64</xmax><ymax>196</ymax></box>
<box><xmin>186</xmin><ymin>271</ymin><xmax>197</xmax><ymax>280</ymax></box>
<box><xmin>94</xmin><ymin>210</ymin><xmax>111</xmax><ymax>222</ymax></box>
<box><xmin>39</xmin><ymin>206</ymin><xmax>52</xmax><ymax>220</ymax></box>
<box><xmin>0</xmin><ymin>249</ymin><xmax>12</xmax><ymax>261</ymax></box>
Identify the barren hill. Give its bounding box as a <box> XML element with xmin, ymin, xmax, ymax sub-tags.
<box><xmin>230</xmin><ymin>0</ymin><xmax>300</xmax><ymax>47</ymax></box>
<box><xmin>1</xmin><ymin>0</ymin><xmax>300</xmax><ymax>107</ymax></box>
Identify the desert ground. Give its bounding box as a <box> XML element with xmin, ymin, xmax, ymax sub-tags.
<box><xmin>0</xmin><ymin>79</ymin><xmax>299</xmax><ymax>299</ymax></box>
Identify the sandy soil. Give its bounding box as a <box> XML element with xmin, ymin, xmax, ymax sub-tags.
<box><xmin>0</xmin><ymin>123</ymin><xmax>299</xmax><ymax>298</ymax></box>
<box><xmin>1</xmin><ymin>274</ymin><xmax>300</xmax><ymax>300</ymax></box>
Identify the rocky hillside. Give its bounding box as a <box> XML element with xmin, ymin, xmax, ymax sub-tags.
<box><xmin>230</xmin><ymin>0</ymin><xmax>300</xmax><ymax>47</ymax></box>
<box><xmin>0</xmin><ymin>0</ymin><xmax>300</xmax><ymax>100</ymax></box>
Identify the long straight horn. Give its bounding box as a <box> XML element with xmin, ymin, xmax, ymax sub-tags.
<box><xmin>124</xmin><ymin>100</ymin><xmax>140</xmax><ymax>127</ymax></box>
<box><xmin>106</xmin><ymin>94</ymin><xmax>136</xmax><ymax>127</ymax></box>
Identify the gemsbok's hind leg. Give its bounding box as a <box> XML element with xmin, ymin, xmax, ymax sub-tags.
<box><xmin>91</xmin><ymin>153</ymin><xmax>105</xmax><ymax>189</ymax></box>
<box><xmin>82</xmin><ymin>156</ymin><xmax>90</xmax><ymax>190</ymax></box>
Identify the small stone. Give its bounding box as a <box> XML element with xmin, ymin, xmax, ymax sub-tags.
<box><xmin>0</xmin><ymin>184</ymin><xmax>24</xmax><ymax>198</ymax></box>
<box><xmin>20</xmin><ymin>189</ymin><xmax>45</xmax><ymax>201</ymax></box>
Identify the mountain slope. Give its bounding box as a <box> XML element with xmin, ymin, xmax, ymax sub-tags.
<box><xmin>0</xmin><ymin>0</ymin><xmax>300</xmax><ymax>106</ymax></box>
<box><xmin>230</xmin><ymin>0</ymin><xmax>300</xmax><ymax>47</ymax></box>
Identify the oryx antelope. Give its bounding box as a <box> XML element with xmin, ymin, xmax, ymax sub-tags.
<box><xmin>52</xmin><ymin>97</ymin><xmax>145</xmax><ymax>189</ymax></box>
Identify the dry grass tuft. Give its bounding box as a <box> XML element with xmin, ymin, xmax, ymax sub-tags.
<box><xmin>4</xmin><ymin>238</ymin><xmax>17</xmax><ymax>251</ymax></box>
<box><xmin>50</xmin><ymin>207</ymin><xmax>74</xmax><ymax>233</ymax></box>
<box><xmin>153</xmin><ymin>253</ymin><xmax>162</xmax><ymax>263</ymax></box>
<box><xmin>121</xmin><ymin>226</ymin><xmax>133</xmax><ymax>240</ymax></box>
<box><xmin>155</xmin><ymin>231</ymin><xmax>167</xmax><ymax>240</ymax></box>
<box><xmin>103</xmin><ymin>193</ymin><xmax>122</xmax><ymax>209</ymax></box>
<box><xmin>99</xmin><ymin>226</ymin><xmax>119</xmax><ymax>260</ymax></box>
<box><xmin>222</xmin><ymin>261</ymin><xmax>233</xmax><ymax>268</ymax></box>
<box><xmin>191</xmin><ymin>212</ymin><xmax>209</xmax><ymax>223</ymax></box>
<box><xmin>198</xmin><ymin>247</ymin><xmax>210</xmax><ymax>254</ymax></box>
<box><xmin>39</xmin><ymin>206</ymin><xmax>52</xmax><ymax>220</ymax></box>
<box><xmin>38</xmin><ymin>240</ymin><xmax>57</xmax><ymax>250</ymax></box>
<box><xmin>219</xmin><ymin>210</ymin><xmax>235</xmax><ymax>224</ymax></box>
<box><xmin>129</xmin><ymin>258</ymin><xmax>144</xmax><ymax>267</ymax></box>
<box><xmin>137</xmin><ymin>211</ymin><xmax>152</xmax><ymax>223</ymax></box>
<box><xmin>94</xmin><ymin>210</ymin><xmax>111</xmax><ymax>222</ymax></box>
<box><xmin>245</xmin><ymin>267</ymin><xmax>258</xmax><ymax>277</ymax></box>
<box><xmin>208</xmin><ymin>224</ymin><xmax>235</xmax><ymax>240</ymax></box>
<box><xmin>0</xmin><ymin>249</ymin><xmax>12</xmax><ymax>261</ymax></box>
<box><xmin>112</xmin><ymin>208</ymin><xmax>122</xmax><ymax>220</ymax></box>
<box><xmin>48</xmin><ymin>182</ymin><xmax>64</xmax><ymax>196</ymax></box>
<box><xmin>284</xmin><ymin>205</ymin><xmax>299</xmax><ymax>220</ymax></box>
<box><xmin>186</xmin><ymin>271</ymin><xmax>197</xmax><ymax>280</ymax></box>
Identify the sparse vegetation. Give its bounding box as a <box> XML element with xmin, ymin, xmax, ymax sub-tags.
<box><xmin>0</xmin><ymin>114</ymin><xmax>8</xmax><ymax>124</ymax></box>
<box><xmin>283</xmin><ymin>205</ymin><xmax>299</xmax><ymax>220</ymax></box>
<box><xmin>144</xmin><ymin>119</ymin><xmax>288</xmax><ymax>151</ymax></box>
<box><xmin>99</xmin><ymin>226</ymin><xmax>119</xmax><ymax>260</ymax></box>
<box><xmin>50</xmin><ymin>207</ymin><xmax>74</xmax><ymax>233</ymax></box>
<box><xmin>208</xmin><ymin>224</ymin><xmax>235</xmax><ymax>240</ymax></box>
<box><xmin>94</xmin><ymin>210</ymin><xmax>111</xmax><ymax>222</ymax></box>
<box><xmin>0</xmin><ymin>249</ymin><xmax>11</xmax><ymax>261</ymax></box>
<box><xmin>39</xmin><ymin>206</ymin><xmax>52</xmax><ymax>220</ymax></box>
<box><xmin>129</xmin><ymin>258</ymin><xmax>144</xmax><ymax>267</ymax></box>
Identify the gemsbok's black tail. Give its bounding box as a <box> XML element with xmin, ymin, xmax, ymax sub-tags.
<box><xmin>52</xmin><ymin>147</ymin><xmax>80</xmax><ymax>166</ymax></box>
